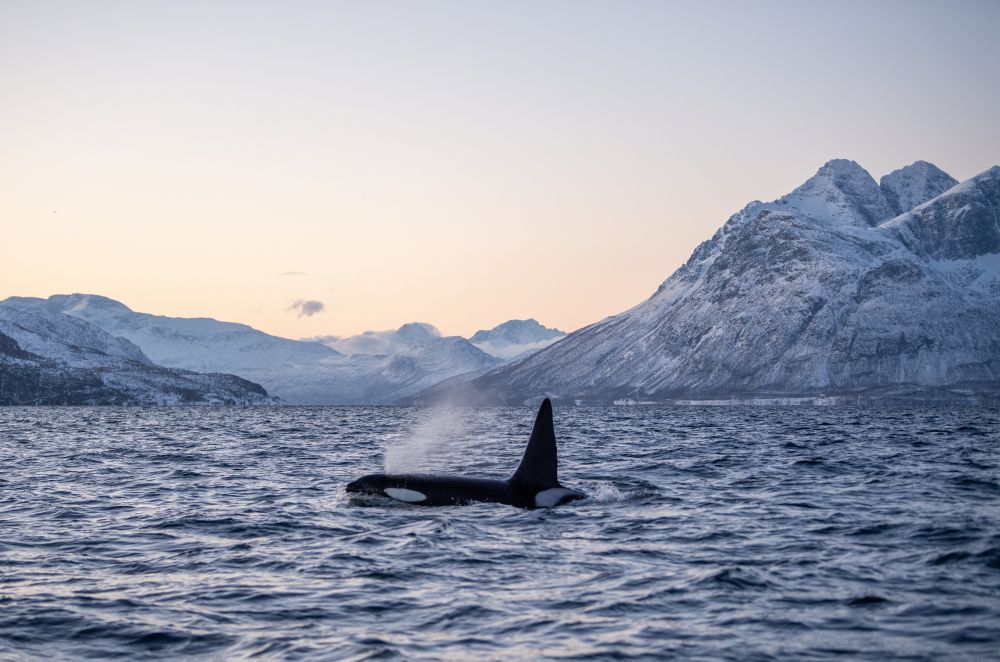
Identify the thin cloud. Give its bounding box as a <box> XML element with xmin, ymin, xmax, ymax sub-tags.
<box><xmin>278</xmin><ymin>271</ymin><xmax>309</xmax><ymax>277</ymax></box>
<box><xmin>288</xmin><ymin>299</ymin><xmax>325</xmax><ymax>318</ymax></box>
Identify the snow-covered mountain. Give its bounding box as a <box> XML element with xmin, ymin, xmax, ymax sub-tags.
<box><xmin>419</xmin><ymin>160</ymin><xmax>1000</xmax><ymax>404</ymax></box>
<box><xmin>312</xmin><ymin>322</ymin><xmax>442</xmax><ymax>356</ymax></box>
<box><xmin>359</xmin><ymin>335</ymin><xmax>503</xmax><ymax>402</ymax></box>
<box><xmin>469</xmin><ymin>319</ymin><xmax>566</xmax><ymax>360</ymax></box>
<box><xmin>879</xmin><ymin>161</ymin><xmax>957</xmax><ymax>217</ymax></box>
<box><xmin>304</xmin><ymin>322</ymin><xmax>505</xmax><ymax>402</ymax></box>
<box><xmin>0</xmin><ymin>298</ymin><xmax>273</xmax><ymax>405</ymax></box>
<box><xmin>47</xmin><ymin>294</ymin><xmax>338</xmax><ymax>373</ymax></box>
<box><xmin>0</xmin><ymin>296</ymin><xmax>150</xmax><ymax>368</ymax></box>
<box><xmin>33</xmin><ymin>295</ymin><xmax>502</xmax><ymax>404</ymax></box>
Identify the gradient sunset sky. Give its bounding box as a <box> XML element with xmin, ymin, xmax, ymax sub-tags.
<box><xmin>3</xmin><ymin>0</ymin><xmax>999</xmax><ymax>339</ymax></box>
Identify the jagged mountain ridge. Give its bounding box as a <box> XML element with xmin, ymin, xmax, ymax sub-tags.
<box><xmin>0</xmin><ymin>300</ymin><xmax>274</xmax><ymax>405</ymax></box>
<box><xmin>420</xmin><ymin>160</ymin><xmax>1000</xmax><ymax>404</ymax></box>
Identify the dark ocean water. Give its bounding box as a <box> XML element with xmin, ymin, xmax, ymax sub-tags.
<box><xmin>1</xmin><ymin>405</ymin><xmax>999</xmax><ymax>661</ymax></box>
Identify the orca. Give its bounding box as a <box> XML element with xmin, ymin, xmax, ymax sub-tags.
<box><xmin>346</xmin><ymin>398</ymin><xmax>585</xmax><ymax>509</ymax></box>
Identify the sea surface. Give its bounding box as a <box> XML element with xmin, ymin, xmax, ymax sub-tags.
<box><xmin>1</xmin><ymin>405</ymin><xmax>999</xmax><ymax>660</ymax></box>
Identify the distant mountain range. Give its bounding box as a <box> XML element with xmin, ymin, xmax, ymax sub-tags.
<box><xmin>7</xmin><ymin>158</ymin><xmax>996</xmax><ymax>406</ymax></box>
<box><xmin>308</xmin><ymin>318</ymin><xmax>564</xmax><ymax>363</ymax></box>
<box><xmin>417</xmin><ymin>160</ymin><xmax>1000</xmax><ymax>404</ymax></box>
<box><xmin>0</xmin><ymin>293</ymin><xmax>565</xmax><ymax>404</ymax></box>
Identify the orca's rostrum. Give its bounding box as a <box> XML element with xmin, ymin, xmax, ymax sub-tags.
<box><xmin>346</xmin><ymin>399</ymin><xmax>586</xmax><ymax>509</ymax></box>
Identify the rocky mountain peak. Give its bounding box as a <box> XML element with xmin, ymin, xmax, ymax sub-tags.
<box><xmin>879</xmin><ymin>161</ymin><xmax>958</xmax><ymax>216</ymax></box>
<box><xmin>469</xmin><ymin>319</ymin><xmax>567</xmax><ymax>361</ymax></box>
<box><xmin>469</xmin><ymin>319</ymin><xmax>563</xmax><ymax>345</ymax></box>
<box><xmin>395</xmin><ymin>322</ymin><xmax>440</xmax><ymax>344</ymax></box>
<box><xmin>780</xmin><ymin>159</ymin><xmax>895</xmax><ymax>227</ymax></box>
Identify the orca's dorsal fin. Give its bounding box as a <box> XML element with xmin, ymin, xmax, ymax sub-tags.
<box><xmin>511</xmin><ymin>398</ymin><xmax>559</xmax><ymax>488</ymax></box>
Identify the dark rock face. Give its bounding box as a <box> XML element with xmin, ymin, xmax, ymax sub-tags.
<box><xmin>0</xmin><ymin>332</ymin><xmax>132</xmax><ymax>405</ymax></box>
<box><xmin>887</xmin><ymin>167</ymin><xmax>1000</xmax><ymax>260</ymax></box>
<box><xmin>420</xmin><ymin>161</ymin><xmax>1000</xmax><ymax>404</ymax></box>
<box><xmin>0</xmin><ymin>332</ymin><xmax>33</xmax><ymax>360</ymax></box>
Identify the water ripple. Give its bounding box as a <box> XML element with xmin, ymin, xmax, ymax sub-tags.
<box><xmin>1</xmin><ymin>405</ymin><xmax>999</xmax><ymax>660</ymax></box>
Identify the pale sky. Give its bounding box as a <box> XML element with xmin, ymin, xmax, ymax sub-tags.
<box><xmin>2</xmin><ymin>0</ymin><xmax>998</xmax><ymax>338</ymax></box>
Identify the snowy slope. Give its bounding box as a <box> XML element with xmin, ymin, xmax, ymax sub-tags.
<box><xmin>46</xmin><ymin>294</ymin><xmax>338</xmax><ymax>373</ymax></box>
<box><xmin>0</xmin><ymin>300</ymin><xmax>274</xmax><ymax>405</ymax></box>
<box><xmin>422</xmin><ymin>160</ymin><xmax>1000</xmax><ymax>404</ymax></box>
<box><xmin>469</xmin><ymin>319</ymin><xmax>566</xmax><ymax>360</ymax></box>
<box><xmin>0</xmin><ymin>296</ymin><xmax>151</xmax><ymax>367</ymax></box>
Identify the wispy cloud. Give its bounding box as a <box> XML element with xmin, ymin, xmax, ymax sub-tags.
<box><xmin>288</xmin><ymin>299</ymin><xmax>325</xmax><ymax>318</ymax></box>
<box><xmin>277</xmin><ymin>271</ymin><xmax>309</xmax><ymax>277</ymax></box>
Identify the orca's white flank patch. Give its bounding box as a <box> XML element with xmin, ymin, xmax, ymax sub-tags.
<box><xmin>384</xmin><ymin>487</ymin><xmax>427</xmax><ymax>503</ymax></box>
<box><xmin>534</xmin><ymin>487</ymin><xmax>578</xmax><ymax>508</ymax></box>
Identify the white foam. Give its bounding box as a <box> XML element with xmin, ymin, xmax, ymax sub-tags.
<box><xmin>591</xmin><ymin>483</ymin><xmax>625</xmax><ymax>503</ymax></box>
